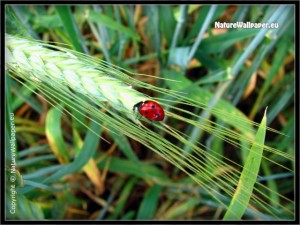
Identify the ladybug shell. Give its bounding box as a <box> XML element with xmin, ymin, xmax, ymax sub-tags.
<box><xmin>138</xmin><ymin>100</ymin><xmax>165</xmax><ymax>121</ymax></box>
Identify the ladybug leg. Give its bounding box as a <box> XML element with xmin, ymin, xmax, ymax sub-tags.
<box><xmin>133</xmin><ymin>105</ymin><xmax>137</xmax><ymax>112</ymax></box>
<box><xmin>134</xmin><ymin>110</ymin><xmax>142</xmax><ymax>120</ymax></box>
<box><xmin>133</xmin><ymin>104</ymin><xmax>139</xmax><ymax>119</ymax></box>
<box><xmin>136</xmin><ymin>113</ymin><xmax>141</xmax><ymax>120</ymax></box>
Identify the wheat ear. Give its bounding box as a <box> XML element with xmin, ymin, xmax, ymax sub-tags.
<box><xmin>5</xmin><ymin>34</ymin><xmax>147</xmax><ymax>120</ymax></box>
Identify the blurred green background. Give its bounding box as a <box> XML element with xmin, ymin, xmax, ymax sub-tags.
<box><xmin>5</xmin><ymin>4</ymin><xmax>295</xmax><ymax>220</ymax></box>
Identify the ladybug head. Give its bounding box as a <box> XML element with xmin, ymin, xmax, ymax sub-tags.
<box><xmin>133</xmin><ymin>101</ymin><xmax>144</xmax><ymax>111</ymax></box>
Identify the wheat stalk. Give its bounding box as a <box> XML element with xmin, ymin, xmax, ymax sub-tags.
<box><xmin>5</xmin><ymin>34</ymin><xmax>147</xmax><ymax>120</ymax></box>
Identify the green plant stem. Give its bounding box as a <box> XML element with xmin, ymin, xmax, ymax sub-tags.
<box><xmin>114</xmin><ymin>6</ymin><xmax>126</xmax><ymax>61</ymax></box>
<box><xmin>186</xmin><ymin>5</ymin><xmax>217</xmax><ymax>64</ymax></box>
<box><xmin>91</xmin><ymin>5</ymin><xmax>111</xmax><ymax>62</ymax></box>
<box><xmin>167</xmin><ymin>5</ymin><xmax>188</xmax><ymax>66</ymax></box>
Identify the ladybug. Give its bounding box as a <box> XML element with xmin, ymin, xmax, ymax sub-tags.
<box><xmin>133</xmin><ymin>100</ymin><xmax>165</xmax><ymax>121</ymax></box>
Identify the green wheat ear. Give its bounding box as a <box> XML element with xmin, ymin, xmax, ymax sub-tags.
<box><xmin>5</xmin><ymin>34</ymin><xmax>147</xmax><ymax>121</ymax></box>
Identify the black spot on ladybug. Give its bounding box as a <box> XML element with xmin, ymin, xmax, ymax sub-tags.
<box><xmin>145</xmin><ymin>111</ymin><xmax>148</xmax><ymax>114</ymax></box>
<box><xmin>151</xmin><ymin>105</ymin><xmax>155</xmax><ymax>109</ymax></box>
<box><xmin>156</xmin><ymin>113</ymin><xmax>160</xmax><ymax>118</ymax></box>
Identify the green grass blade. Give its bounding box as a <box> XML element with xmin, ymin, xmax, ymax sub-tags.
<box><xmin>261</xmin><ymin>161</ymin><xmax>279</xmax><ymax>205</ymax></box>
<box><xmin>249</xmin><ymin>36</ymin><xmax>290</xmax><ymax>119</ymax></box>
<box><xmin>45</xmin><ymin>105</ymin><xmax>70</xmax><ymax>164</ymax></box>
<box><xmin>55</xmin><ymin>5</ymin><xmax>86</xmax><ymax>52</ymax></box>
<box><xmin>18</xmin><ymin>154</ymin><xmax>56</xmax><ymax>167</ymax></box>
<box><xmin>182</xmin><ymin>5</ymin><xmax>227</xmax><ymax>46</ymax></box>
<box><xmin>108</xmin><ymin>177</ymin><xmax>138</xmax><ymax>219</ymax></box>
<box><xmin>6</xmin><ymin>5</ymin><xmax>33</xmax><ymax>38</ymax></box>
<box><xmin>87</xmin><ymin>10</ymin><xmax>140</xmax><ymax>41</ymax></box>
<box><xmin>20</xmin><ymin>118</ymin><xmax>102</xmax><ymax>195</ymax></box>
<box><xmin>44</xmin><ymin>118</ymin><xmax>101</xmax><ymax>184</ymax></box>
<box><xmin>267</xmin><ymin>87</ymin><xmax>294</xmax><ymax>125</ymax></box>
<box><xmin>18</xmin><ymin>144</ymin><xmax>49</xmax><ymax>158</ymax></box>
<box><xmin>165</xmin><ymin>199</ymin><xmax>200</xmax><ymax>219</ymax></box>
<box><xmin>200</xmin><ymin>29</ymin><xmax>259</xmax><ymax>54</ymax></box>
<box><xmin>22</xmin><ymin>165</ymin><xmax>63</xmax><ymax>180</ymax></box>
<box><xmin>23</xmin><ymin>179</ymin><xmax>59</xmax><ymax>192</ymax></box>
<box><xmin>223</xmin><ymin>108</ymin><xmax>267</xmax><ymax>220</ymax></box>
<box><xmin>6</xmin><ymin>192</ymin><xmax>44</xmax><ymax>219</ymax></box>
<box><xmin>137</xmin><ymin>184</ymin><xmax>163</xmax><ymax>219</ymax></box>
<box><xmin>122</xmin><ymin>211</ymin><xmax>135</xmax><ymax>220</ymax></box>
<box><xmin>97</xmin><ymin>156</ymin><xmax>170</xmax><ymax>183</ymax></box>
<box><xmin>109</xmin><ymin>131</ymin><xmax>139</xmax><ymax>162</ymax></box>
<box><xmin>158</xmin><ymin>5</ymin><xmax>176</xmax><ymax>47</ymax></box>
<box><xmin>11</xmin><ymin>80</ymin><xmax>42</xmax><ymax>113</ymax></box>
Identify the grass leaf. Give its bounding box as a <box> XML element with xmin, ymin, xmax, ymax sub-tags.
<box><xmin>98</xmin><ymin>157</ymin><xmax>170</xmax><ymax>183</ymax></box>
<box><xmin>44</xmin><ymin>117</ymin><xmax>101</xmax><ymax>184</ymax></box>
<box><xmin>55</xmin><ymin>5</ymin><xmax>86</xmax><ymax>52</ymax></box>
<box><xmin>108</xmin><ymin>177</ymin><xmax>138</xmax><ymax>219</ymax></box>
<box><xmin>223</xmin><ymin>108</ymin><xmax>267</xmax><ymax>220</ymax></box>
<box><xmin>87</xmin><ymin>10</ymin><xmax>140</xmax><ymax>41</ymax></box>
<box><xmin>137</xmin><ymin>184</ymin><xmax>163</xmax><ymax>219</ymax></box>
<box><xmin>45</xmin><ymin>105</ymin><xmax>69</xmax><ymax>164</ymax></box>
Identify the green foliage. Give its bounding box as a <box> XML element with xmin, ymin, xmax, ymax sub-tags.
<box><xmin>5</xmin><ymin>4</ymin><xmax>294</xmax><ymax>221</ymax></box>
<box><xmin>224</xmin><ymin>109</ymin><xmax>267</xmax><ymax>220</ymax></box>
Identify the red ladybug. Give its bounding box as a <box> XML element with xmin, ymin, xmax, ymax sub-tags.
<box><xmin>133</xmin><ymin>100</ymin><xmax>165</xmax><ymax>121</ymax></box>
